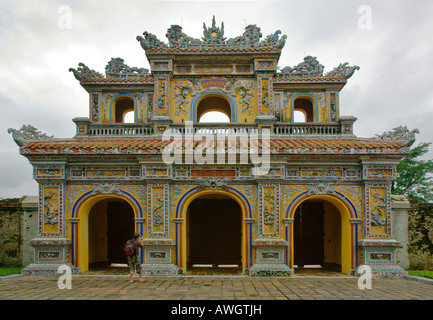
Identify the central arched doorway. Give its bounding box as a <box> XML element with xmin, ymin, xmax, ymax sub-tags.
<box><xmin>185</xmin><ymin>192</ymin><xmax>243</xmax><ymax>274</ymax></box>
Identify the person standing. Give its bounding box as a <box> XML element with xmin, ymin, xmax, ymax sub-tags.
<box><xmin>125</xmin><ymin>233</ymin><xmax>145</xmax><ymax>283</ymax></box>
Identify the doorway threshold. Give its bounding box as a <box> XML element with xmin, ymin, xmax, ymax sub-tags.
<box><xmin>292</xmin><ymin>265</ymin><xmax>353</xmax><ymax>278</ymax></box>
<box><xmin>184</xmin><ymin>264</ymin><xmax>244</xmax><ymax>276</ymax></box>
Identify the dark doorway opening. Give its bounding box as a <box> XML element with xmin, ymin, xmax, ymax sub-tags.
<box><xmin>188</xmin><ymin>196</ymin><xmax>241</xmax><ymax>272</ymax></box>
<box><xmin>294</xmin><ymin>201</ymin><xmax>325</xmax><ymax>268</ymax></box>
<box><xmin>293</xmin><ymin>199</ymin><xmax>343</xmax><ymax>275</ymax></box>
<box><xmin>88</xmin><ymin>199</ymin><xmax>135</xmax><ymax>270</ymax></box>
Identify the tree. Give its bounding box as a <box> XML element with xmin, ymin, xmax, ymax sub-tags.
<box><xmin>392</xmin><ymin>142</ymin><xmax>433</xmax><ymax>202</ymax></box>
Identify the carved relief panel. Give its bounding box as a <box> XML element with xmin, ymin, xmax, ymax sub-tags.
<box><xmin>147</xmin><ymin>183</ymin><xmax>169</xmax><ymax>237</ymax></box>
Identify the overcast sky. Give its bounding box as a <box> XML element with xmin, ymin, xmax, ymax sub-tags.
<box><xmin>1</xmin><ymin>0</ymin><xmax>432</xmax><ymax>198</ymax></box>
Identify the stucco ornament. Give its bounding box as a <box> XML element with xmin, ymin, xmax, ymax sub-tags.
<box><xmin>136</xmin><ymin>31</ymin><xmax>167</xmax><ymax>50</ymax></box>
<box><xmin>280</xmin><ymin>56</ymin><xmax>325</xmax><ymax>77</ymax></box>
<box><xmin>166</xmin><ymin>25</ymin><xmax>201</xmax><ymax>47</ymax></box>
<box><xmin>69</xmin><ymin>62</ymin><xmax>104</xmax><ymax>80</ymax></box>
<box><xmin>137</xmin><ymin>17</ymin><xmax>287</xmax><ymax>50</ymax></box>
<box><xmin>202</xmin><ymin>16</ymin><xmax>226</xmax><ymax>44</ymax></box>
<box><xmin>376</xmin><ymin>126</ymin><xmax>419</xmax><ymax>147</ymax></box>
<box><xmin>105</xmin><ymin>57</ymin><xmax>149</xmax><ymax>78</ymax></box>
<box><xmin>8</xmin><ymin>125</ymin><xmax>54</xmax><ymax>147</ymax></box>
<box><xmin>326</xmin><ymin>62</ymin><xmax>360</xmax><ymax>79</ymax></box>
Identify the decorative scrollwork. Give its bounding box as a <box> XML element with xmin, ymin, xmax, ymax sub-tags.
<box><xmin>105</xmin><ymin>57</ymin><xmax>149</xmax><ymax>78</ymax></box>
<box><xmin>280</xmin><ymin>56</ymin><xmax>324</xmax><ymax>78</ymax></box>
<box><xmin>92</xmin><ymin>183</ymin><xmax>122</xmax><ymax>195</ymax></box>
<box><xmin>375</xmin><ymin>126</ymin><xmax>419</xmax><ymax>147</ymax></box>
<box><xmin>137</xmin><ymin>17</ymin><xmax>287</xmax><ymax>50</ymax></box>
<box><xmin>326</xmin><ymin>62</ymin><xmax>360</xmax><ymax>79</ymax></box>
<box><xmin>68</xmin><ymin>62</ymin><xmax>104</xmax><ymax>80</ymax></box>
<box><xmin>202</xmin><ymin>16</ymin><xmax>226</xmax><ymax>44</ymax></box>
<box><xmin>8</xmin><ymin>125</ymin><xmax>53</xmax><ymax>147</ymax></box>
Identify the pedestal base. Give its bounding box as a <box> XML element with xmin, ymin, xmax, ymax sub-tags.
<box><xmin>22</xmin><ymin>263</ymin><xmax>79</xmax><ymax>276</ymax></box>
<box><xmin>358</xmin><ymin>238</ymin><xmax>408</xmax><ymax>278</ymax></box>
<box><xmin>249</xmin><ymin>264</ymin><xmax>293</xmax><ymax>277</ymax></box>
<box><xmin>249</xmin><ymin>238</ymin><xmax>293</xmax><ymax>277</ymax></box>
<box><xmin>141</xmin><ymin>264</ymin><xmax>180</xmax><ymax>276</ymax></box>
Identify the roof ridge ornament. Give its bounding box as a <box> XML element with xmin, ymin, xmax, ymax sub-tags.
<box><xmin>202</xmin><ymin>15</ymin><xmax>226</xmax><ymax>44</ymax></box>
<box><xmin>69</xmin><ymin>58</ymin><xmax>150</xmax><ymax>81</ymax></box>
<box><xmin>280</xmin><ymin>56</ymin><xmax>325</xmax><ymax>77</ymax></box>
<box><xmin>68</xmin><ymin>63</ymin><xmax>104</xmax><ymax>80</ymax></box>
<box><xmin>8</xmin><ymin>125</ymin><xmax>54</xmax><ymax>147</ymax></box>
<box><xmin>326</xmin><ymin>62</ymin><xmax>360</xmax><ymax>79</ymax></box>
<box><xmin>375</xmin><ymin>126</ymin><xmax>420</xmax><ymax>147</ymax></box>
<box><xmin>136</xmin><ymin>17</ymin><xmax>287</xmax><ymax>50</ymax></box>
<box><xmin>279</xmin><ymin>56</ymin><xmax>360</xmax><ymax>80</ymax></box>
<box><xmin>105</xmin><ymin>57</ymin><xmax>149</xmax><ymax>78</ymax></box>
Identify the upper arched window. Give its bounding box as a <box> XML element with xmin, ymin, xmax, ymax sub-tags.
<box><xmin>196</xmin><ymin>95</ymin><xmax>231</xmax><ymax>123</ymax></box>
<box><xmin>114</xmin><ymin>96</ymin><xmax>135</xmax><ymax>123</ymax></box>
<box><xmin>293</xmin><ymin>97</ymin><xmax>314</xmax><ymax>122</ymax></box>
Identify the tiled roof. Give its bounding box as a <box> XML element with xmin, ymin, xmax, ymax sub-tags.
<box><xmin>79</xmin><ymin>77</ymin><xmax>154</xmax><ymax>84</ymax></box>
<box><xmin>21</xmin><ymin>137</ymin><xmax>407</xmax><ymax>156</ymax></box>
<box><xmin>145</xmin><ymin>46</ymin><xmax>282</xmax><ymax>55</ymax></box>
<box><xmin>273</xmin><ymin>75</ymin><xmax>347</xmax><ymax>83</ymax></box>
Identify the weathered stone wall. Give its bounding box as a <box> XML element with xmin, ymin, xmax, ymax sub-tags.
<box><xmin>22</xmin><ymin>196</ymin><xmax>38</xmax><ymax>267</ymax></box>
<box><xmin>391</xmin><ymin>195</ymin><xmax>411</xmax><ymax>269</ymax></box>
<box><xmin>0</xmin><ymin>198</ymin><xmax>24</xmax><ymax>266</ymax></box>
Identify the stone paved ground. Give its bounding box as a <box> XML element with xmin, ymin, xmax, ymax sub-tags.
<box><xmin>0</xmin><ymin>275</ymin><xmax>432</xmax><ymax>301</ymax></box>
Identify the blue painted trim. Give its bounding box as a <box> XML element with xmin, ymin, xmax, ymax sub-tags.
<box><xmin>71</xmin><ymin>223</ymin><xmax>75</xmax><ymax>265</ymax></box>
<box><xmin>174</xmin><ymin>187</ymin><xmax>199</xmax><ymax>266</ymax></box>
<box><xmin>291</xmin><ymin>93</ymin><xmax>319</xmax><ymax>123</ymax></box>
<box><xmin>285</xmin><ymin>224</ymin><xmax>289</xmax><ymax>266</ymax></box>
<box><xmin>190</xmin><ymin>91</ymin><xmax>237</xmax><ymax>123</ymax></box>
<box><xmin>334</xmin><ymin>191</ymin><xmax>358</xmax><ymax>219</ymax></box>
<box><xmin>72</xmin><ymin>189</ymin><xmax>142</xmax><ymax>218</ymax></box>
<box><xmin>109</xmin><ymin>93</ymin><xmax>138</xmax><ymax>123</ymax></box>
<box><xmin>228</xmin><ymin>186</ymin><xmax>253</xmax><ymax>267</ymax></box>
<box><xmin>284</xmin><ymin>191</ymin><xmax>309</xmax><ymax>219</ymax></box>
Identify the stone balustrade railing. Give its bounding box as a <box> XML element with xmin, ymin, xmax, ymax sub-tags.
<box><xmin>73</xmin><ymin>117</ymin><xmax>356</xmax><ymax>138</ymax></box>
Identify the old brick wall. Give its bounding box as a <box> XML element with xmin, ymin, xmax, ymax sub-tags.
<box><xmin>0</xmin><ymin>198</ymin><xmax>24</xmax><ymax>266</ymax></box>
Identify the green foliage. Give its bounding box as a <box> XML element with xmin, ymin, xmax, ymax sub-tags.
<box><xmin>408</xmin><ymin>200</ymin><xmax>433</xmax><ymax>270</ymax></box>
<box><xmin>0</xmin><ymin>266</ymin><xmax>22</xmax><ymax>276</ymax></box>
<box><xmin>408</xmin><ymin>270</ymin><xmax>433</xmax><ymax>279</ymax></box>
<box><xmin>392</xmin><ymin>142</ymin><xmax>433</xmax><ymax>202</ymax></box>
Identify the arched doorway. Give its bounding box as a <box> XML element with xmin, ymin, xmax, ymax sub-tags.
<box><xmin>76</xmin><ymin>195</ymin><xmax>137</xmax><ymax>273</ymax></box>
<box><xmin>196</xmin><ymin>95</ymin><xmax>232</xmax><ymax>122</ymax></box>
<box><xmin>291</xmin><ymin>195</ymin><xmax>353</xmax><ymax>275</ymax></box>
<box><xmin>294</xmin><ymin>200</ymin><xmax>341</xmax><ymax>270</ymax></box>
<box><xmin>188</xmin><ymin>195</ymin><xmax>241</xmax><ymax>270</ymax></box>
<box><xmin>88</xmin><ymin>199</ymin><xmax>135</xmax><ymax>268</ymax></box>
<box><xmin>181</xmin><ymin>190</ymin><xmax>247</xmax><ymax>274</ymax></box>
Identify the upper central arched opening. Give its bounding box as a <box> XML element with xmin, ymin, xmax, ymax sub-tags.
<box><xmin>114</xmin><ymin>96</ymin><xmax>135</xmax><ymax>123</ymax></box>
<box><xmin>293</xmin><ymin>97</ymin><xmax>314</xmax><ymax>123</ymax></box>
<box><xmin>196</xmin><ymin>95</ymin><xmax>231</xmax><ymax>123</ymax></box>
